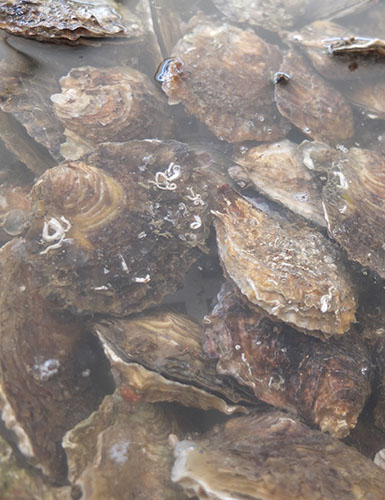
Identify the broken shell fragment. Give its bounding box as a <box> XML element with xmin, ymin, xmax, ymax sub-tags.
<box><xmin>230</xmin><ymin>140</ymin><xmax>326</xmax><ymax>227</ymax></box>
<box><xmin>171</xmin><ymin>411</ymin><xmax>385</xmax><ymax>500</ymax></box>
<box><xmin>93</xmin><ymin>310</ymin><xmax>256</xmax><ymax>414</ymax></box>
<box><xmin>274</xmin><ymin>50</ymin><xmax>354</xmax><ymax>145</ymax></box>
<box><xmin>213</xmin><ymin>191</ymin><xmax>357</xmax><ymax>335</ymax></box>
<box><xmin>204</xmin><ymin>283</ymin><xmax>371</xmax><ymax>437</ymax></box>
<box><xmin>159</xmin><ymin>20</ymin><xmax>290</xmax><ymax>143</ymax></box>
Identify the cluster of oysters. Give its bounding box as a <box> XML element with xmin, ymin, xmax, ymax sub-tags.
<box><xmin>1</xmin><ymin>0</ymin><xmax>385</xmax><ymax>498</ymax></box>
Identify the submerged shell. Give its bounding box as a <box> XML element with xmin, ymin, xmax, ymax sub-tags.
<box><xmin>204</xmin><ymin>283</ymin><xmax>371</xmax><ymax>437</ymax></box>
<box><xmin>26</xmin><ymin>140</ymin><xmax>214</xmax><ymax>315</ymax></box>
<box><xmin>274</xmin><ymin>50</ymin><xmax>354</xmax><ymax>145</ymax></box>
<box><xmin>64</xmin><ymin>393</ymin><xmax>186</xmax><ymax>500</ymax></box>
<box><xmin>0</xmin><ymin>183</ymin><xmax>31</xmax><ymax>243</ymax></box>
<box><xmin>159</xmin><ymin>20</ymin><xmax>290</xmax><ymax>143</ymax></box>
<box><xmin>213</xmin><ymin>191</ymin><xmax>357</xmax><ymax>336</ymax></box>
<box><xmin>93</xmin><ymin>310</ymin><xmax>256</xmax><ymax>414</ymax></box>
<box><xmin>51</xmin><ymin>66</ymin><xmax>173</xmax><ymax>160</ymax></box>
<box><xmin>171</xmin><ymin>411</ymin><xmax>385</xmax><ymax>500</ymax></box>
<box><xmin>230</xmin><ymin>140</ymin><xmax>326</xmax><ymax>227</ymax></box>
<box><xmin>343</xmin><ymin>78</ymin><xmax>385</xmax><ymax>119</ymax></box>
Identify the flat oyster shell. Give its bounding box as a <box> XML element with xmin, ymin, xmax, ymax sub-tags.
<box><xmin>26</xmin><ymin>140</ymin><xmax>214</xmax><ymax>315</ymax></box>
<box><xmin>274</xmin><ymin>50</ymin><xmax>354</xmax><ymax>145</ymax></box>
<box><xmin>343</xmin><ymin>78</ymin><xmax>385</xmax><ymax>119</ymax></box>
<box><xmin>171</xmin><ymin>411</ymin><xmax>385</xmax><ymax>500</ymax></box>
<box><xmin>305</xmin><ymin>145</ymin><xmax>385</xmax><ymax>279</ymax></box>
<box><xmin>230</xmin><ymin>140</ymin><xmax>326</xmax><ymax>227</ymax></box>
<box><xmin>204</xmin><ymin>283</ymin><xmax>371</xmax><ymax>437</ymax></box>
<box><xmin>0</xmin><ymin>238</ymin><xmax>111</xmax><ymax>480</ymax></box>
<box><xmin>159</xmin><ymin>20</ymin><xmax>290</xmax><ymax>143</ymax></box>
<box><xmin>0</xmin><ymin>0</ymin><xmax>144</xmax><ymax>44</ymax></box>
<box><xmin>93</xmin><ymin>310</ymin><xmax>256</xmax><ymax>414</ymax></box>
<box><xmin>213</xmin><ymin>190</ymin><xmax>357</xmax><ymax>336</ymax></box>
<box><xmin>51</xmin><ymin>66</ymin><xmax>173</xmax><ymax>160</ymax></box>
<box><xmin>64</xmin><ymin>393</ymin><xmax>186</xmax><ymax>499</ymax></box>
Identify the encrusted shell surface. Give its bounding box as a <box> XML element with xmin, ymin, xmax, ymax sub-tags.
<box><xmin>230</xmin><ymin>140</ymin><xmax>326</xmax><ymax>227</ymax></box>
<box><xmin>213</xmin><ymin>190</ymin><xmax>357</xmax><ymax>336</ymax></box>
<box><xmin>159</xmin><ymin>20</ymin><xmax>291</xmax><ymax>143</ymax></box>
<box><xmin>171</xmin><ymin>411</ymin><xmax>385</xmax><ymax>500</ymax></box>
<box><xmin>26</xmin><ymin>140</ymin><xmax>214</xmax><ymax>315</ymax></box>
<box><xmin>0</xmin><ymin>183</ymin><xmax>31</xmax><ymax>242</ymax></box>
<box><xmin>274</xmin><ymin>50</ymin><xmax>354</xmax><ymax>145</ymax></box>
<box><xmin>63</xmin><ymin>393</ymin><xmax>187</xmax><ymax>500</ymax></box>
<box><xmin>204</xmin><ymin>283</ymin><xmax>371</xmax><ymax>437</ymax></box>
<box><xmin>93</xmin><ymin>310</ymin><xmax>256</xmax><ymax>414</ymax></box>
<box><xmin>51</xmin><ymin>66</ymin><xmax>173</xmax><ymax>160</ymax></box>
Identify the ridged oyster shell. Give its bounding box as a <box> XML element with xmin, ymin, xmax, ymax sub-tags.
<box><xmin>26</xmin><ymin>140</ymin><xmax>214</xmax><ymax>315</ymax></box>
<box><xmin>213</xmin><ymin>190</ymin><xmax>357</xmax><ymax>336</ymax></box>
<box><xmin>204</xmin><ymin>283</ymin><xmax>371</xmax><ymax>437</ymax></box>
<box><xmin>159</xmin><ymin>19</ymin><xmax>290</xmax><ymax>143</ymax></box>
<box><xmin>171</xmin><ymin>411</ymin><xmax>385</xmax><ymax>500</ymax></box>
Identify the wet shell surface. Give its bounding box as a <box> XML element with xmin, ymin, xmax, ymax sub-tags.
<box><xmin>159</xmin><ymin>19</ymin><xmax>291</xmax><ymax>143</ymax></box>
<box><xmin>204</xmin><ymin>283</ymin><xmax>371</xmax><ymax>438</ymax></box>
<box><xmin>343</xmin><ymin>78</ymin><xmax>385</xmax><ymax>119</ymax></box>
<box><xmin>274</xmin><ymin>50</ymin><xmax>354</xmax><ymax>145</ymax></box>
<box><xmin>51</xmin><ymin>66</ymin><xmax>173</xmax><ymax>160</ymax></box>
<box><xmin>0</xmin><ymin>183</ymin><xmax>31</xmax><ymax>242</ymax></box>
<box><xmin>230</xmin><ymin>140</ymin><xmax>326</xmax><ymax>227</ymax></box>
<box><xmin>26</xmin><ymin>140</ymin><xmax>214</xmax><ymax>315</ymax></box>
<box><xmin>171</xmin><ymin>411</ymin><xmax>385</xmax><ymax>500</ymax></box>
<box><xmin>213</xmin><ymin>191</ymin><xmax>357</xmax><ymax>336</ymax></box>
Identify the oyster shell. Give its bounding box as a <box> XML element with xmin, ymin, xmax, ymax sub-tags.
<box><xmin>158</xmin><ymin>19</ymin><xmax>291</xmax><ymax>143</ymax></box>
<box><xmin>204</xmin><ymin>283</ymin><xmax>371</xmax><ymax>437</ymax></box>
<box><xmin>213</xmin><ymin>190</ymin><xmax>357</xmax><ymax>336</ymax></box>
<box><xmin>26</xmin><ymin>140</ymin><xmax>214</xmax><ymax>315</ymax></box>
<box><xmin>51</xmin><ymin>65</ymin><xmax>173</xmax><ymax>160</ymax></box>
<box><xmin>343</xmin><ymin>78</ymin><xmax>385</xmax><ymax>119</ymax></box>
<box><xmin>0</xmin><ymin>238</ymin><xmax>111</xmax><ymax>480</ymax></box>
<box><xmin>93</xmin><ymin>310</ymin><xmax>256</xmax><ymax>414</ymax></box>
<box><xmin>230</xmin><ymin>140</ymin><xmax>326</xmax><ymax>227</ymax></box>
<box><xmin>274</xmin><ymin>50</ymin><xmax>354</xmax><ymax>145</ymax></box>
<box><xmin>171</xmin><ymin>411</ymin><xmax>385</xmax><ymax>500</ymax></box>
<box><xmin>64</xmin><ymin>393</ymin><xmax>186</xmax><ymax>500</ymax></box>
<box><xmin>0</xmin><ymin>183</ymin><xmax>31</xmax><ymax>243</ymax></box>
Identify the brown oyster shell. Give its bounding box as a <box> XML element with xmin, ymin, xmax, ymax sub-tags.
<box><xmin>204</xmin><ymin>283</ymin><xmax>371</xmax><ymax>437</ymax></box>
<box><xmin>343</xmin><ymin>78</ymin><xmax>385</xmax><ymax>119</ymax></box>
<box><xmin>274</xmin><ymin>50</ymin><xmax>354</xmax><ymax>145</ymax></box>
<box><xmin>0</xmin><ymin>183</ymin><xmax>31</xmax><ymax>243</ymax></box>
<box><xmin>51</xmin><ymin>66</ymin><xmax>173</xmax><ymax>160</ymax></box>
<box><xmin>171</xmin><ymin>411</ymin><xmax>385</xmax><ymax>500</ymax></box>
<box><xmin>306</xmin><ymin>145</ymin><xmax>385</xmax><ymax>279</ymax></box>
<box><xmin>213</xmin><ymin>190</ymin><xmax>357</xmax><ymax>336</ymax></box>
<box><xmin>159</xmin><ymin>20</ymin><xmax>290</xmax><ymax>143</ymax></box>
<box><xmin>230</xmin><ymin>140</ymin><xmax>326</xmax><ymax>227</ymax></box>
<box><xmin>93</xmin><ymin>310</ymin><xmax>256</xmax><ymax>414</ymax></box>
<box><xmin>26</xmin><ymin>140</ymin><xmax>215</xmax><ymax>316</ymax></box>
<box><xmin>0</xmin><ymin>238</ymin><xmax>111</xmax><ymax>481</ymax></box>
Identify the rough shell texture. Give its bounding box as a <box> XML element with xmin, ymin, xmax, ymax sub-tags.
<box><xmin>0</xmin><ymin>183</ymin><xmax>31</xmax><ymax>243</ymax></box>
<box><xmin>204</xmin><ymin>283</ymin><xmax>371</xmax><ymax>437</ymax></box>
<box><xmin>26</xmin><ymin>140</ymin><xmax>215</xmax><ymax>316</ymax></box>
<box><xmin>213</xmin><ymin>190</ymin><xmax>357</xmax><ymax>336</ymax></box>
<box><xmin>171</xmin><ymin>411</ymin><xmax>385</xmax><ymax>500</ymax></box>
<box><xmin>93</xmin><ymin>310</ymin><xmax>257</xmax><ymax>414</ymax></box>
<box><xmin>274</xmin><ymin>50</ymin><xmax>354</xmax><ymax>145</ymax></box>
<box><xmin>0</xmin><ymin>238</ymin><xmax>111</xmax><ymax>481</ymax></box>
<box><xmin>63</xmin><ymin>393</ymin><xmax>187</xmax><ymax>499</ymax></box>
<box><xmin>230</xmin><ymin>140</ymin><xmax>326</xmax><ymax>227</ymax></box>
<box><xmin>306</xmin><ymin>145</ymin><xmax>385</xmax><ymax>279</ymax></box>
<box><xmin>0</xmin><ymin>0</ymin><xmax>144</xmax><ymax>43</ymax></box>
<box><xmin>51</xmin><ymin>66</ymin><xmax>173</xmax><ymax>160</ymax></box>
<box><xmin>373</xmin><ymin>335</ymin><xmax>385</xmax><ymax>433</ymax></box>
<box><xmin>160</xmin><ymin>20</ymin><xmax>290</xmax><ymax>143</ymax></box>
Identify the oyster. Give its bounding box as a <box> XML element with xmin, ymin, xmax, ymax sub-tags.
<box><xmin>0</xmin><ymin>183</ymin><xmax>31</xmax><ymax>243</ymax></box>
<box><xmin>25</xmin><ymin>140</ymin><xmax>214</xmax><ymax>315</ymax></box>
<box><xmin>274</xmin><ymin>50</ymin><xmax>354</xmax><ymax>145</ymax></box>
<box><xmin>213</xmin><ymin>190</ymin><xmax>357</xmax><ymax>336</ymax></box>
<box><xmin>171</xmin><ymin>411</ymin><xmax>385</xmax><ymax>500</ymax></box>
<box><xmin>93</xmin><ymin>310</ymin><xmax>256</xmax><ymax>414</ymax></box>
<box><xmin>0</xmin><ymin>238</ymin><xmax>111</xmax><ymax>480</ymax></box>
<box><xmin>158</xmin><ymin>19</ymin><xmax>291</xmax><ymax>143</ymax></box>
<box><xmin>230</xmin><ymin>140</ymin><xmax>326</xmax><ymax>227</ymax></box>
<box><xmin>343</xmin><ymin>78</ymin><xmax>385</xmax><ymax>119</ymax></box>
<box><xmin>51</xmin><ymin>65</ymin><xmax>173</xmax><ymax>160</ymax></box>
<box><xmin>204</xmin><ymin>283</ymin><xmax>371</xmax><ymax>437</ymax></box>
<box><xmin>64</xmin><ymin>393</ymin><xmax>186</xmax><ymax>500</ymax></box>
